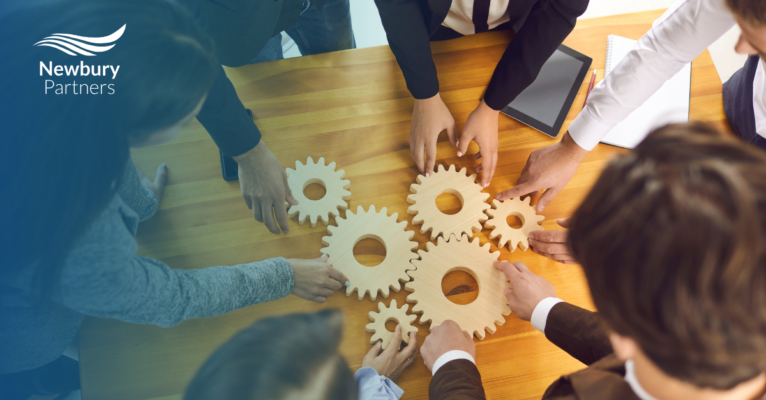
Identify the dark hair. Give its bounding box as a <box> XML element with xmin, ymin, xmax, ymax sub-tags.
<box><xmin>0</xmin><ymin>0</ymin><xmax>217</xmax><ymax>297</ymax></box>
<box><xmin>184</xmin><ymin>309</ymin><xmax>359</xmax><ymax>400</ymax></box>
<box><xmin>568</xmin><ymin>122</ymin><xmax>766</xmax><ymax>389</ymax></box>
<box><xmin>726</xmin><ymin>0</ymin><xmax>766</xmax><ymax>26</ymax></box>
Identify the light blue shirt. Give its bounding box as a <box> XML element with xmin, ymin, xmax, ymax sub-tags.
<box><xmin>354</xmin><ymin>367</ymin><xmax>404</xmax><ymax>400</ymax></box>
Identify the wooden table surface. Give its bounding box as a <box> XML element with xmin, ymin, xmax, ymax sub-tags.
<box><xmin>79</xmin><ymin>9</ymin><xmax>730</xmax><ymax>400</ymax></box>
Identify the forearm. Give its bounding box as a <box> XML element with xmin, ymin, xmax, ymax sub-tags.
<box><xmin>483</xmin><ymin>0</ymin><xmax>588</xmax><ymax>110</ymax></box>
<box><xmin>536</xmin><ymin>301</ymin><xmax>613</xmax><ymax>366</ymax></box>
<box><xmin>355</xmin><ymin>367</ymin><xmax>404</xmax><ymax>400</ymax></box>
<box><xmin>429</xmin><ymin>359</ymin><xmax>486</xmax><ymax>400</ymax></box>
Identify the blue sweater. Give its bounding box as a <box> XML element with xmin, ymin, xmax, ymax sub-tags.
<box><xmin>0</xmin><ymin>159</ymin><xmax>294</xmax><ymax>374</ymax></box>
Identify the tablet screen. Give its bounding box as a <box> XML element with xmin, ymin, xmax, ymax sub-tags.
<box><xmin>501</xmin><ymin>45</ymin><xmax>592</xmax><ymax>138</ymax></box>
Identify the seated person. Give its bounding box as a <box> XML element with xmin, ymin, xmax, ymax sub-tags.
<box><xmin>374</xmin><ymin>0</ymin><xmax>589</xmax><ymax>185</ymax></box>
<box><xmin>184</xmin><ymin>309</ymin><xmax>418</xmax><ymax>400</ymax></box>
<box><xmin>421</xmin><ymin>122</ymin><xmax>766</xmax><ymax>399</ymax></box>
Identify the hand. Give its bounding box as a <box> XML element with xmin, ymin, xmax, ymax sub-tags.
<box><xmin>362</xmin><ymin>325</ymin><xmax>418</xmax><ymax>382</ymax></box>
<box><xmin>410</xmin><ymin>93</ymin><xmax>457</xmax><ymax>177</ymax></box>
<box><xmin>497</xmin><ymin>131</ymin><xmax>588</xmax><ymax>212</ymax></box>
<box><xmin>529</xmin><ymin>219</ymin><xmax>577</xmax><ymax>264</ymax></box>
<box><xmin>288</xmin><ymin>255</ymin><xmax>349</xmax><ymax>303</ymax></box>
<box><xmin>494</xmin><ymin>261</ymin><xmax>556</xmax><ymax>321</ymax></box>
<box><xmin>421</xmin><ymin>320</ymin><xmax>475</xmax><ymax>372</ymax></box>
<box><xmin>137</xmin><ymin>163</ymin><xmax>169</xmax><ymax>203</ymax></box>
<box><xmin>457</xmin><ymin>99</ymin><xmax>499</xmax><ymax>187</ymax></box>
<box><xmin>234</xmin><ymin>140</ymin><xmax>298</xmax><ymax>235</ymax></box>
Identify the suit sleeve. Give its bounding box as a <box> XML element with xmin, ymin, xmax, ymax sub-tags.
<box><xmin>483</xmin><ymin>0</ymin><xmax>589</xmax><ymax>110</ymax></box>
<box><xmin>373</xmin><ymin>0</ymin><xmax>440</xmax><ymax>100</ymax></box>
<box><xmin>429</xmin><ymin>359</ymin><xmax>486</xmax><ymax>400</ymax></box>
<box><xmin>544</xmin><ymin>302</ymin><xmax>613</xmax><ymax>366</ymax></box>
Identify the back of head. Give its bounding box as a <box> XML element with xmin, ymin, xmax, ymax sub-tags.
<box><xmin>568</xmin><ymin>122</ymin><xmax>766</xmax><ymax>389</ymax></box>
<box><xmin>184</xmin><ymin>309</ymin><xmax>358</xmax><ymax>400</ymax></box>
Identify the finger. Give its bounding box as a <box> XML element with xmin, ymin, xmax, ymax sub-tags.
<box><xmin>473</xmin><ymin>152</ymin><xmax>482</xmax><ymax>161</ymax></box>
<box><xmin>528</xmin><ymin>239</ymin><xmax>570</xmax><ymax>255</ymax></box>
<box><xmin>274</xmin><ymin>200</ymin><xmax>291</xmax><ymax>234</ymax></box>
<box><xmin>260</xmin><ymin>203</ymin><xmax>280</xmax><ymax>234</ymax></box>
<box><xmin>397</xmin><ymin>332</ymin><xmax>419</xmax><ymax>362</ymax></box>
<box><xmin>462</xmin><ymin>330</ymin><xmax>472</xmax><ymax>340</ymax></box>
<box><xmin>312</xmin><ymin>296</ymin><xmax>327</xmax><ymax>303</ymax></box>
<box><xmin>154</xmin><ymin>163</ymin><xmax>168</xmax><ymax>187</ymax></box>
<box><xmin>412</xmin><ymin>139</ymin><xmax>425</xmax><ymax>174</ymax></box>
<box><xmin>446</xmin><ymin>122</ymin><xmax>457</xmax><ymax>147</ymax></box>
<box><xmin>528</xmin><ymin>230</ymin><xmax>567</xmax><ymax>243</ymax></box>
<box><xmin>327</xmin><ymin>266</ymin><xmax>350</xmax><ymax>287</ymax></box>
<box><xmin>496</xmin><ymin>182</ymin><xmax>536</xmax><ymax>201</ymax></box>
<box><xmin>315</xmin><ymin>287</ymin><xmax>334</xmax><ymax>297</ymax></box>
<box><xmin>457</xmin><ymin>131</ymin><xmax>474</xmax><ymax>157</ymax></box>
<box><xmin>365</xmin><ymin>341</ymin><xmax>383</xmax><ymax>360</ymax></box>
<box><xmin>488</xmin><ymin>150</ymin><xmax>497</xmax><ymax>187</ymax></box>
<box><xmin>475</xmin><ymin>164</ymin><xmax>483</xmax><ymax>172</ymax></box>
<box><xmin>425</xmin><ymin>139</ymin><xmax>437</xmax><ymax>177</ymax></box>
<box><xmin>480</xmin><ymin>149</ymin><xmax>495</xmax><ymax>187</ymax></box>
<box><xmin>512</xmin><ymin>262</ymin><xmax>531</xmax><ymax>274</ymax></box>
<box><xmin>252</xmin><ymin>199</ymin><xmax>263</xmax><ymax>222</ymax></box>
<box><xmin>493</xmin><ymin>260</ymin><xmax>522</xmax><ymax>280</ymax></box>
<box><xmin>324</xmin><ymin>278</ymin><xmax>343</xmax><ymax>291</ymax></box>
<box><xmin>536</xmin><ymin>185</ymin><xmax>564</xmax><ymax>213</ymax></box>
<box><xmin>533</xmin><ymin>249</ymin><xmax>576</xmax><ymax>263</ymax></box>
<box><xmin>283</xmin><ymin>172</ymin><xmax>299</xmax><ymax>206</ymax></box>
<box><xmin>557</xmin><ymin>218</ymin><xmax>571</xmax><ymax>228</ymax></box>
<box><xmin>384</xmin><ymin>325</ymin><xmax>403</xmax><ymax>356</ymax></box>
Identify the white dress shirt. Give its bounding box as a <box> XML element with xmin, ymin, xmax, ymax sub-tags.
<box><xmin>442</xmin><ymin>0</ymin><xmax>511</xmax><ymax>35</ymax></box>
<box><xmin>568</xmin><ymin>0</ymin><xmax>744</xmax><ymax>150</ymax></box>
<box><xmin>754</xmin><ymin>59</ymin><xmax>766</xmax><ymax>138</ymax></box>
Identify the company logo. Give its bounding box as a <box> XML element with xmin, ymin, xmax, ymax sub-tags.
<box><xmin>33</xmin><ymin>24</ymin><xmax>126</xmax><ymax>56</ymax></box>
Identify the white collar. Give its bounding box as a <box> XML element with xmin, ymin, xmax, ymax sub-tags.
<box><xmin>625</xmin><ymin>360</ymin><xmax>659</xmax><ymax>400</ymax></box>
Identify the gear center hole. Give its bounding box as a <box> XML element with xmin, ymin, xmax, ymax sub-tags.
<box><xmin>441</xmin><ymin>267</ymin><xmax>479</xmax><ymax>305</ymax></box>
<box><xmin>303</xmin><ymin>178</ymin><xmax>327</xmax><ymax>200</ymax></box>
<box><xmin>353</xmin><ymin>235</ymin><xmax>387</xmax><ymax>267</ymax></box>
<box><xmin>385</xmin><ymin>318</ymin><xmax>399</xmax><ymax>333</ymax></box>
<box><xmin>507</xmin><ymin>212</ymin><xmax>525</xmax><ymax>229</ymax></box>
<box><xmin>435</xmin><ymin>189</ymin><xmax>464</xmax><ymax>215</ymax></box>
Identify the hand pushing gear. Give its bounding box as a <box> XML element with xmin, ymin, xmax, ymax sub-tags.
<box><xmin>286</xmin><ymin>157</ymin><xmax>351</xmax><ymax>227</ymax></box>
<box><xmin>484</xmin><ymin>198</ymin><xmax>545</xmax><ymax>251</ymax></box>
<box><xmin>365</xmin><ymin>300</ymin><xmax>417</xmax><ymax>350</ymax></box>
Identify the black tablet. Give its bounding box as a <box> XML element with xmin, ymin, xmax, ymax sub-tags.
<box><xmin>500</xmin><ymin>44</ymin><xmax>592</xmax><ymax>138</ymax></box>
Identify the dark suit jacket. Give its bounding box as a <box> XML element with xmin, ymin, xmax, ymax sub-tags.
<box><xmin>374</xmin><ymin>0</ymin><xmax>589</xmax><ymax>110</ymax></box>
<box><xmin>429</xmin><ymin>302</ymin><xmax>641</xmax><ymax>400</ymax></box>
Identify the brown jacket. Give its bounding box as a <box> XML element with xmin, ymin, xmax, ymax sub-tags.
<box><xmin>429</xmin><ymin>302</ymin><xmax>640</xmax><ymax>400</ymax></box>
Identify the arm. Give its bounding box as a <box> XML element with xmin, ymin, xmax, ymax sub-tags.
<box><xmin>357</xmin><ymin>325</ymin><xmax>418</xmax><ymax>400</ymax></box>
<box><xmin>483</xmin><ymin>0</ymin><xmax>589</xmax><ymax>111</ymax></box>
<box><xmin>422</xmin><ymin>321</ymin><xmax>486</xmax><ymax>400</ymax></box>
<box><xmin>540</xmin><ymin>302</ymin><xmax>613</xmax><ymax>366</ymax></box>
<box><xmin>429</xmin><ymin>359</ymin><xmax>486</xmax><ymax>400</ymax></box>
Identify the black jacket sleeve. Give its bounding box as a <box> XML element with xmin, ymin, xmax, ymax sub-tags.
<box><xmin>373</xmin><ymin>0</ymin><xmax>440</xmax><ymax>100</ymax></box>
<box><xmin>429</xmin><ymin>359</ymin><xmax>486</xmax><ymax>400</ymax></box>
<box><xmin>544</xmin><ymin>302</ymin><xmax>613</xmax><ymax>367</ymax></box>
<box><xmin>483</xmin><ymin>0</ymin><xmax>589</xmax><ymax>110</ymax></box>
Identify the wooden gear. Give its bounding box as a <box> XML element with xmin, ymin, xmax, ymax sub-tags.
<box><xmin>365</xmin><ymin>300</ymin><xmax>418</xmax><ymax>350</ymax></box>
<box><xmin>405</xmin><ymin>234</ymin><xmax>512</xmax><ymax>339</ymax></box>
<box><xmin>484</xmin><ymin>198</ymin><xmax>545</xmax><ymax>252</ymax></box>
<box><xmin>321</xmin><ymin>205</ymin><xmax>418</xmax><ymax>301</ymax></box>
<box><xmin>286</xmin><ymin>157</ymin><xmax>351</xmax><ymax>227</ymax></box>
<box><xmin>407</xmin><ymin>164</ymin><xmax>490</xmax><ymax>241</ymax></box>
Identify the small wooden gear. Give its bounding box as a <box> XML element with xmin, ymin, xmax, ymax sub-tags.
<box><xmin>484</xmin><ymin>198</ymin><xmax>545</xmax><ymax>252</ymax></box>
<box><xmin>365</xmin><ymin>300</ymin><xmax>418</xmax><ymax>350</ymax></box>
<box><xmin>405</xmin><ymin>234</ymin><xmax>511</xmax><ymax>339</ymax></box>
<box><xmin>320</xmin><ymin>205</ymin><xmax>418</xmax><ymax>301</ymax></box>
<box><xmin>407</xmin><ymin>164</ymin><xmax>490</xmax><ymax>241</ymax></box>
<box><xmin>286</xmin><ymin>157</ymin><xmax>351</xmax><ymax>227</ymax></box>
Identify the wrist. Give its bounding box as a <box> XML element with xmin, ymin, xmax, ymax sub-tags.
<box><xmin>233</xmin><ymin>139</ymin><xmax>265</xmax><ymax>163</ymax></box>
<box><xmin>560</xmin><ymin>131</ymin><xmax>588</xmax><ymax>159</ymax></box>
<box><xmin>478</xmin><ymin>99</ymin><xmax>500</xmax><ymax>115</ymax></box>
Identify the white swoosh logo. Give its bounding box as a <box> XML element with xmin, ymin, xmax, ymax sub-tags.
<box><xmin>34</xmin><ymin>24</ymin><xmax>126</xmax><ymax>56</ymax></box>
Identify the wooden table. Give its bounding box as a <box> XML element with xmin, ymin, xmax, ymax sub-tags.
<box><xmin>79</xmin><ymin>9</ymin><xmax>729</xmax><ymax>400</ymax></box>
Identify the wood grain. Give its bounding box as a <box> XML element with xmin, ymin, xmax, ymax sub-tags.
<box><xmin>79</xmin><ymin>9</ymin><xmax>731</xmax><ymax>400</ymax></box>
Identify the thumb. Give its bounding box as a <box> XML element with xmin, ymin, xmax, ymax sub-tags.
<box><xmin>315</xmin><ymin>254</ymin><xmax>329</xmax><ymax>263</ymax></box>
<box><xmin>536</xmin><ymin>185</ymin><xmax>563</xmax><ymax>213</ymax></box>
<box><xmin>384</xmin><ymin>325</ymin><xmax>403</xmax><ymax>355</ymax></box>
<box><xmin>457</xmin><ymin>131</ymin><xmax>474</xmax><ymax>157</ymax></box>
<box><xmin>557</xmin><ymin>218</ymin><xmax>570</xmax><ymax>228</ymax></box>
<box><xmin>446</xmin><ymin>122</ymin><xmax>457</xmax><ymax>148</ymax></box>
<box><xmin>283</xmin><ymin>173</ymin><xmax>299</xmax><ymax>205</ymax></box>
<box><xmin>496</xmin><ymin>182</ymin><xmax>534</xmax><ymax>201</ymax></box>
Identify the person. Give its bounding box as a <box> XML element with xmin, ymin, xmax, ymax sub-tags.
<box><xmin>499</xmin><ymin>0</ymin><xmax>766</xmax><ymax>213</ymax></box>
<box><xmin>421</xmin><ymin>122</ymin><xmax>766</xmax><ymax>399</ymax></box>
<box><xmin>0</xmin><ymin>1</ymin><xmax>348</xmax><ymax>399</ymax></box>
<box><xmin>181</xmin><ymin>0</ymin><xmax>355</xmax><ymax>235</ymax></box>
<box><xmin>373</xmin><ymin>0</ymin><xmax>589</xmax><ymax>186</ymax></box>
<box><xmin>184</xmin><ymin>309</ymin><xmax>418</xmax><ymax>400</ymax></box>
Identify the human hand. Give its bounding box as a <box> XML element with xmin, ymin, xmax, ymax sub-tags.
<box><xmin>496</xmin><ymin>131</ymin><xmax>588</xmax><ymax>212</ymax></box>
<box><xmin>288</xmin><ymin>255</ymin><xmax>349</xmax><ymax>303</ymax></box>
<box><xmin>362</xmin><ymin>325</ymin><xmax>419</xmax><ymax>382</ymax></box>
<box><xmin>494</xmin><ymin>261</ymin><xmax>556</xmax><ymax>321</ymax></box>
<box><xmin>528</xmin><ymin>219</ymin><xmax>577</xmax><ymax>264</ymax></box>
<box><xmin>233</xmin><ymin>140</ymin><xmax>298</xmax><ymax>235</ymax></box>
<box><xmin>410</xmin><ymin>93</ymin><xmax>456</xmax><ymax>177</ymax></box>
<box><xmin>421</xmin><ymin>320</ymin><xmax>475</xmax><ymax>372</ymax></box>
<box><xmin>457</xmin><ymin>99</ymin><xmax>499</xmax><ymax>187</ymax></box>
<box><xmin>137</xmin><ymin>163</ymin><xmax>169</xmax><ymax>203</ymax></box>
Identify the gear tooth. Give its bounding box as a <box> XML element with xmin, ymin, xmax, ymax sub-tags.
<box><xmin>309</xmin><ymin>214</ymin><xmax>318</xmax><ymax>227</ymax></box>
<box><xmin>458</xmin><ymin>166</ymin><xmax>468</xmax><ymax>175</ymax></box>
<box><xmin>523</xmin><ymin>196</ymin><xmax>531</xmax><ymax>205</ymax></box>
<box><xmin>390</xmin><ymin>212</ymin><xmax>399</xmax><ymax>221</ymax></box>
<box><xmin>412</xmin><ymin>215</ymin><xmax>424</xmax><ymax>226</ymax></box>
<box><xmin>378</xmin><ymin>302</ymin><xmax>386</xmax><ymax>312</ymax></box>
<box><xmin>406</xmin><ymin>194</ymin><xmax>417</xmax><ymax>205</ymax></box>
<box><xmin>409</xmin><ymin>182</ymin><xmax>421</xmax><ymax>193</ymax></box>
<box><xmin>369</xmin><ymin>204</ymin><xmax>376</xmax><ymax>213</ymax></box>
<box><xmin>492</xmin><ymin>199</ymin><xmax>501</xmax><ymax>208</ymax></box>
<box><xmin>286</xmin><ymin>168</ymin><xmax>295</xmax><ymax>177</ymax></box>
<box><xmin>316</xmin><ymin>157</ymin><xmax>325</xmax><ymax>166</ymax></box>
<box><xmin>480</xmin><ymin>192</ymin><xmax>490</xmax><ymax>202</ymax></box>
<box><xmin>342</xmin><ymin>190</ymin><xmax>352</xmax><ymax>199</ymax></box>
<box><xmin>328</xmin><ymin>161</ymin><xmax>336</xmax><ymax>170</ymax></box>
<box><xmin>295</xmin><ymin>159</ymin><xmax>303</xmax><ymax>169</ymax></box>
<box><xmin>356</xmin><ymin>205</ymin><xmax>364</xmax><ymax>214</ymax></box>
<box><xmin>475</xmin><ymin>330</ymin><xmax>486</xmax><ymax>340</ymax></box>
<box><xmin>336</xmin><ymin>169</ymin><xmax>346</xmax><ymax>179</ymax></box>
<box><xmin>447</xmin><ymin>164</ymin><xmax>455</xmax><ymax>172</ymax></box>
<box><xmin>467</xmin><ymin>172</ymin><xmax>478</xmax><ymax>181</ymax></box>
<box><xmin>307</xmin><ymin>156</ymin><xmax>315</xmax><ymax>165</ymax></box>
<box><xmin>389</xmin><ymin>299</ymin><xmax>398</xmax><ymax>309</ymax></box>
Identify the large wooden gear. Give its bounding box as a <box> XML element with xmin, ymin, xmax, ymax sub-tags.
<box><xmin>405</xmin><ymin>234</ymin><xmax>512</xmax><ymax>339</ymax></box>
<box><xmin>407</xmin><ymin>164</ymin><xmax>490</xmax><ymax>241</ymax></box>
<box><xmin>365</xmin><ymin>300</ymin><xmax>417</xmax><ymax>350</ymax></box>
<box><xmin>286</xmin><ymin>157</ymin><xmax>351</xmax><ymax>227</ymax></box>
<box><xmin>321</xmin><ymin>205</ymin><xmax>418</xmax><ymax>301</ymax></box>
<box><xmin>484</xmin><ymin>198</ymin><xmax>545</xmax><ymax>252</ymax></box>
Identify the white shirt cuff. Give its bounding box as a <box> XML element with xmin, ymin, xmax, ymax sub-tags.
<box><xmin>567</xmin><ymin>107</ymin><xmax>611</xmax><ymax>151</ymax></box>
<box><xmin>431</xmin><ymin>350</ymin><xmax>475</xmax><ymax>376</ymax></box>
<box><xmin>530</xmin><ymin>297</ymin><xmax>564</xmax><ymax>333</ymax></box>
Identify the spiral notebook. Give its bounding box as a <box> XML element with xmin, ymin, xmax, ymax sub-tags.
<box><xmin>600</xmin><ymin>35</ymin><xmax>692</xmax><ymax>148</ymax></box>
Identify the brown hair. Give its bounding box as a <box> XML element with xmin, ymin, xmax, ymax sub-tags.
<box><xmin>184</xmin><ymin>309</ymin><xmax>358</xmax><ymax>400</ymax></box>
<box><xmin>568</xmin><ymin>122</ymin><xmax>766</xmax><ymax>389</ymax></box>
<box><xmin>726</xmin><ymin>0</ymin><xmax>766</xmax><ymax>26</ymax></box>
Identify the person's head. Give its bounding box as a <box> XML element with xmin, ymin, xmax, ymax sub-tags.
<box><xmin>0</xmin><ymin>0</ymin><xmax>217</xmax><ymax>294</ymax></box>
<box><xmin>184</xmin><ymin>309</ymin><xmax>358</xmax><ymax>400</ymax></box>
<box><xmin>567</xmin><ymin>122</ymin><xmax>766</xmax><ymax>390</ymax></box>
<box><xmin>727</xmin><ymin>0</ymin><xmax>766</xmax><ymax>59</ymax></box>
